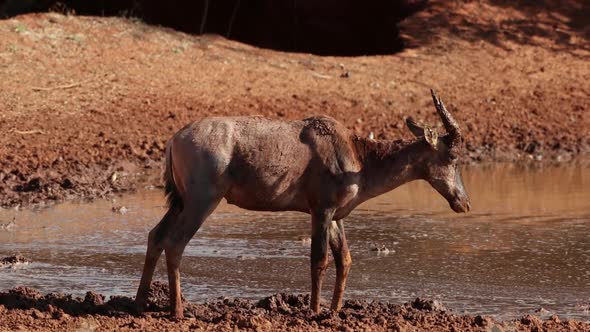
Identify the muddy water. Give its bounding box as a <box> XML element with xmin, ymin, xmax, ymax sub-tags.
<box><xmin>1</xmin><ymin>163</ymin><xmax>589</xmax><ymax>320</ymax></box>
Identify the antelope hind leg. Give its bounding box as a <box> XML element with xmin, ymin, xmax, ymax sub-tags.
<box><xmin>329</xmin><ymin>219</ymin><xmax>352</xmax><ymax>311</ymax></box>
<box><xmin>310</xmin><ymin>209</ymin><xmax>335</xmax><ymax>313</ymax></box>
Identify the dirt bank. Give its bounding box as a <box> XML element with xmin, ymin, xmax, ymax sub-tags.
<box><xmin>0</xmin><ymin>0</ymin><xmax>589</xmax><ymax>208</ymax></box>
<box><xmin>1</xmin><ymin>284</ymin><xmax>588</xmax><ymax>331</ymax></box>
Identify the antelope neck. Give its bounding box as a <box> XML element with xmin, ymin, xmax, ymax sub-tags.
<box><xmin>353</xmin><ymin>136</ymin><xmax>426</xmax><ymax>200</ymax></box>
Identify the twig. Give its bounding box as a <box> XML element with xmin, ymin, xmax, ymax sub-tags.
<box><xmin>405</xmin><ymin>79</ymin><xmax>430</xmax><ymax>89</ymax></box>
<box><xmin>310</xmin><ymin>71</ymin><xmax>332</xmax><ymax>80</ymax></box>
<box><xmin>291</xmin><ymin>0</ymin><xmax>299</xmax><ymax>49</ymax></box>
<box><xmin>8</xmin><ymin>128</ymin><xmax>45</xmax><ymax>135</ymax></box>
<box><xmin>200</xmin><ymin>0</ymin><xmax>210</xmax><ymax>34</ymax></box>
<box><xmin>114</xmin><ymin>28</ymin><xmax>132</xmax><ymax>37</ymax></box>
<box><xmin>226</xmin><ymin>0</ymin><xmax>241</xmax><ymax>38</ymax></box>
<box><xmin>31</xmin><ymin>79</ymin><xmax>92</xmax><ymax>91</ymax></box>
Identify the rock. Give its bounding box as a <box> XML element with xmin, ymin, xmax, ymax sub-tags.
<box><xmin>84</xmin><ymin>291</ymin><xmax>105</xmax><ymax>306</ymax></box>
<box><xmin>76</xmin><ymin>317</ymin><xmax>100</xmax><ymax>331</ymax></box>
<box><xmin>111</xmin><ymin>206</ymin><xmax>128</xmax><ymax>214</ymax></box>
<box><xmin>1</xmin><ymin>255</ymin><xmax>31</xmax><ymax>267</ymax></box>
<box><xmin>490</xmin><ymin>324</ymin><xmax>505</xmax><ymax>332</ymax></box>
<box><xmin>369</xmin><ymin>243</ymin><xmax>390</xmax><ymax>255</ymax></box>
<box><xmin>257</xmin><ymin>295</ymin><xmax>279</xmax><ymax>311</ymax></box>
<box><xmin>237</xmin><ymin>317</ymin><xmax>250</xmax><ymax>328</ymax></box>
<box><xmin>9</xmin><ymin>286</ymin><xmax>42</xmax><ymax>299</ymax></box>
<box><xmin>0</xmin><ymin>217</ymin><xmax>16</xmax><ymax>231</ymax></box>
<box><xmin>410</xmin><ymin>298</ymin><xmax>446</xmax><ymax>312</ymax></box>
<box><xmin>298</xmin><ymin>236</ymin><xmax>311</xmax><ymax>245</ymax></box>
<box><xmin>375</xmin><ymin>316</ymin><xmax>387</xmax><ymax>325</ymax></box>
<box><xmin>236</xmin><ymin>315</ymin><xmax>272</xmax><ymax>330</ymax></box>
<box><xmin>520</xmin><ymin>314</ymin><xmax>542</xmax><ymax>329</ymax></box>
<box><xmin>30</xmin><ymin>308</ymin><xmax>49</xmax><ymax>319</ymax></box>
<box><xmin>50</xmin><ymin>307</ymin><xmax>70</xmax><ymax>320</ymax></box>
<box><xmin>256</xmin><ymin>293</ymin><xmax>308</xmax><ymax>313</ymax></box>
<box><xmin>105</xmin><ymin>295</ymin><xmax>136</xmax><ymax>313</ymax></box>
<box><xmin>474</xmin><ymin>314</ymin><xmax>492</xmax><ymax>326</ymax></box>
<box><xmin>146</xmin><ymin>281</ymin><xmax>180</xmax><ymax>311</ymax></box>
<box><xmin>60</xmin><ymin>178</ymin><xmax>75</xmax><ymax>189</ymax></box>
<box><xmin>15</xmin><ymin>178</ymin><xmax>43</xmax><ymax>193</ymax></box>
<box><xmin>343</xmin><ymin>299</ymin><xmax>368</xmax><ymax>310</ymax></box>
<box><xmin>535</xmin><ymin>307</ymin><xmax>551</xmax><ymax>315</ymax></box>
<box><xmin>109</xmin><ymin>172</ymin><xmax>118</xmax><ymax>184</ymax></box>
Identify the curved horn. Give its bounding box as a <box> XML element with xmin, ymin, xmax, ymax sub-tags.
<box><xmin>430</xmin><ymin>89</ymin><xmax>462</xmax><ymax>144</ymax></box>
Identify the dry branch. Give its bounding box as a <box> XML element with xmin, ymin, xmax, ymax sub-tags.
<box><xmin>30</xmin><ymin>79</ymin><xmax>92</xmax><ymax>91</ymax></box>
<box><xmin>8</xmin><ymin>128</ymin><xmax>45</xmax><ymax>135</ymax></box>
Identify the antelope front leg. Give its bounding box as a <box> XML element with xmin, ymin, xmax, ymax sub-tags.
<box><xmin>329</xmin><ymin>219</ymin><xmax>352</xmax><ymax>311</ymax></box>
<box><xmin>310</xmin><ymin>209</ymin><xmax>334</xmax><ymax>313</ymax></box>
<box><xmin>166</xmin><ymin>247</ymin><xmax>184</xmax><ymax>318</ymax></box>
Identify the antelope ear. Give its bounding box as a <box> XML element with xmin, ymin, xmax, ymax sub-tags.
<box><xmin>424</xmin><ymin>127</ymin><xmax>438</xmax><ymax>148</ymax></box>
<box><xmin>406</xmin><ymin>117</ymin><xmax>425</xmax><ymax>137</ymax></box>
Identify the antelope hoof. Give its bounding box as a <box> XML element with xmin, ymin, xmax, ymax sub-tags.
<box><xmin>170</xmin><ymin>308</ymin><xmax>184</xmax><ymax>320</ymax></box>
<box><xmin>330</xmin><ymin>303</ymin><xmax>342</xmax><ymax>311</ymax></box>
<box><xmin>311</xmin><ymin>303</ymin><xmax>321</xmax><ymax>314</ymax></box>
<box><xmin>133</xmin><ymin>298</ymin><xmax>147</xmax><ymax>313</ymax></box>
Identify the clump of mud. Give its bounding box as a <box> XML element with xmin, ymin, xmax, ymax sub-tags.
<box><xmin>410</xmin><ymin>297</ymin><xmax>447</xmax><ymax>311</ymax></box>
<box><xmin>143</xmin><ymin>281</ymin><xmax>186</xmax><ymax>311</ymax></box>
<box><xmin>0</xmin><ymin>282</ymin><xmax>179</xmax><ymax>317</ymax></box>
<box><xmin>1</xmin><ymin>285</ymin><xmax>589</xmax><ymax>331</ymax></box>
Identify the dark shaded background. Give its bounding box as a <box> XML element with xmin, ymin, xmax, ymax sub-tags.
<box><xmin>0</xmin><ymin>0</ymin><xmax>428</xmax><ymax>55</ymax></box>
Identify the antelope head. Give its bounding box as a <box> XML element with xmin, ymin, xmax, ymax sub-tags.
<box><xmin>406</xmin><ymin>90</ymin><xmax>471</xmax><ymax>213</ymax></box>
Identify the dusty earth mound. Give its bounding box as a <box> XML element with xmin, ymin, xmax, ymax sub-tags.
<box><xmin>0</xmin><ymin>0</ymin><xmax>588</xmax><ymax>209</ymax></box>
<box><xmin>1</xmin><ymin>285</ymin><xmax>588</xmax><ymax>331</ymax></box>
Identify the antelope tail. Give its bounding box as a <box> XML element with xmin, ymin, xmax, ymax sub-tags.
<box><xmin>164</xmin><ymin>140</ymin><xmax>183</xmax><ymax>210</ymax></box>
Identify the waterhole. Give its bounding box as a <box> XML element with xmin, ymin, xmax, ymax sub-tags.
<box><xmin>1</xmin><ymin>162</ymin><xmax>589</xmax><ymax>320</ymax></box>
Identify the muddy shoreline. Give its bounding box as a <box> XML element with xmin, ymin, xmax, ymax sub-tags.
<box><xmin>0</xmin><ymin>284</ymin><xmax>588</xmax><ymax>331</ymax></box>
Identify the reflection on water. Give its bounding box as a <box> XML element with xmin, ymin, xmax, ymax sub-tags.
<box><xmin>0</xmin><ymin>162</ymin><xmax>589</xmax><ymax>321</ymax></box>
